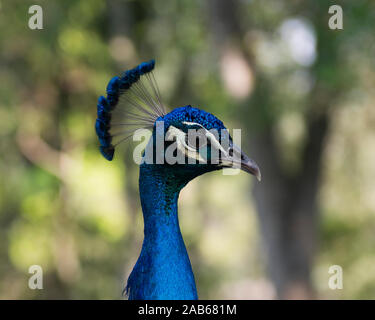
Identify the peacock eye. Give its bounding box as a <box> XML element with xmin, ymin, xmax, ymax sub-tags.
<box><xmin>185</xmin><ymin>130</ymin><xmax>207</xmax><ymax>149</ymax></box>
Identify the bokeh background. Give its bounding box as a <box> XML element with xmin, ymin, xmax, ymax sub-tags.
<box><xmin>0</xmin><ymin>0</ymin><xmax>375</xmax><ymax>299</ymax></box>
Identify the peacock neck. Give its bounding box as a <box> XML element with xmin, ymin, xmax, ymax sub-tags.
<box><xmin>126</xmin><ymin>164</ymin><xmax>198</xmax><ymax>300</ymax></box>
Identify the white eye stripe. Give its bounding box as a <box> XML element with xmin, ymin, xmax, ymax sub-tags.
<box><xmin>165</xmin><ymin>125</ymin><xmax>196</xmax><ymax>152</ymax></box>
<box><xmin>181</xmin><ymin>121</ymin><xmax>204</xmax><ymax>129</ymax></box>
<box><xmin>165</xmin><ymin>124</ymin><xmax>229</xmax><ymax>163</ymax></box>
<box><xmin>165</xmin><ymin>125</ymin><xmax>185</xmax><ymax>142</ymax></box>
<box><xmin>166</xmin><ymin>125</ymin><xmax>205</xmax><ymax>162</ymax></box>
<box><xmin>182</xmin><ymin>122</ymin><xmax>228</xmax><ymax>156</ymax></box>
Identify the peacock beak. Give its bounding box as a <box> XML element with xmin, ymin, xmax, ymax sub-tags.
<box><xmin>239</xmin><ymin>150</ymin><xmax>261</xmax><ymax>181</ymax></box>
<box><xmin>222</xmin><ymin>143</ymin><xmax>261</xmax><ymax>181</ymax></box>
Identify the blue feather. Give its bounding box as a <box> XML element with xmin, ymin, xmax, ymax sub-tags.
<box><xmin>100</xmin><ymin>145</ymin><xmax>114</xmax><ymax>161</ymax></box>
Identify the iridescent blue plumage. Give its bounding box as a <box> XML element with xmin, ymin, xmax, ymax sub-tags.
<box><xmin>95</xmin><ymin>60</ymin><xmax>261</xmax><ymax>300</ymax></box>
<box><xmin>125</xmin><ymin>106</ymin><xmax>229</xmax><ymax>299</ymax></box>
<box><xmin>162</xmin><ymin>105</ymin><xmax>225</xmax><ymax>131</ymax></box>
<box><xmin>126</xmin><ymin>163</ymin><xmax>198</xmax><ymax>299</ymax></box>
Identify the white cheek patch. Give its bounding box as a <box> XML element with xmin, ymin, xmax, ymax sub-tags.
<box><xmin>166</xmin><ymin>125</ymin><xmax>205</xmax><ymax>163</ymax></box>
<box><xmin>182</xmin><ymin>121</ymin><xmax>228</xmax><ymax>157</ymax></box>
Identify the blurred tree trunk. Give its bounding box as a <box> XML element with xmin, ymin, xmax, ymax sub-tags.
<box><xmin>208</xmin><ymin>0</ymin><xmax>338</xmax><ymax>299</ymax></box>
<box><xmin>251</xmin><ymin>111</ymin><xmax>328</xmax><ymax>299</ymax></box>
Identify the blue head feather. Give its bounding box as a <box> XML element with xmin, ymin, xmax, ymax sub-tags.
<box><xmin>162</xmin><ymin>105</ymin><xmax>225</xmax><ymax>131</ymax></box>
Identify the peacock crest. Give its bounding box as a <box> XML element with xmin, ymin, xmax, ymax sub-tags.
<box><xmin>95</xmin><ymin>60</ymin><xmax>166</xmax><ymax>161</ymax></box>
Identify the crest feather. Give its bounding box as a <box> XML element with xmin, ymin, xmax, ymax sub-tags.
<box><xmin>95</xmin><ymin>60</ymin><xmax>166</xmax><ymax>160</ymax></box>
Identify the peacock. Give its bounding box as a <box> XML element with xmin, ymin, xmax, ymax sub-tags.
<box><xmin>95</xmin><ymin>60</ymin><xmax>261</xmax><ymax>300</ymax></box>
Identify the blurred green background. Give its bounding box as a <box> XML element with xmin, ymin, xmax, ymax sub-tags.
<box><xmin>0</xmin><ymin>0</ymin><xmax>374</xmax><ymax>299</ymax></box>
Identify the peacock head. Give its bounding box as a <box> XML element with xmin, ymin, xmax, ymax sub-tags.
<box><xmin>138</xmin><ymin>105</ymin><xmax>261</xmax><ymax>182</ymax></box>
<box><xmin>95</xmin><ymin>60</ymin><xmax>261</xmax><ymax>182</ymax></box>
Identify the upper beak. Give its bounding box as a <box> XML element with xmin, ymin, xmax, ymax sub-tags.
<box><xmin>221</xmin><ymin>143</ymin><xmax>261</xmax><ymax>181</ymax></box>
<box><xmin>239</xmin><ymin>150</ymin><xmax>261</xmax><ymax>181</ymax></box>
